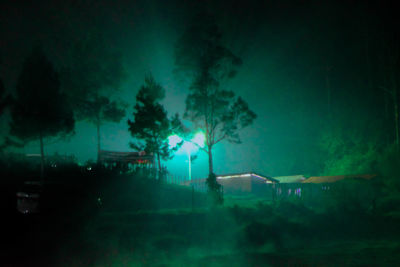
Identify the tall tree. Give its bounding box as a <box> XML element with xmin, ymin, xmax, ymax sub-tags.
<box><xmin>0</xmin><ymin>76</ymin><xmax>8</xmax><ymax>114</ymax></box>
<box><xmin>128</xmin><ymin>74</ymin><xmax>181</xmax><ymax>172</ymax></box>
<box><xmin>61</xmin><ymin>32</ymin><xmax>126</xmax><ymax>103</ymax></box>
<box><xmin>10</xmin><ymin>46</ymin><xmax>74</xmax><ymax>178</ymax></box>
<box><xmin>175</xmin><ymin>13</ymin><xmax>256</xmax><ymax>176</ymax></box>
<box><xmin>77</xmin><ymin>95</ymin><xmax>126</xmax><ymax>162</ymax></box>
<box><xmin>61</xmin><ymin>32</ymin><xmax>127</xmax><ymax>160</ymax></box>
<box><xmin>378</xmin><ymin>32</ymin><xmax>400</xmax><ymax>150</ymax></box>
<box><xmin>0</xmin><ymin>56</ymin><xmax>13</xmax><ymax>114</ymax></box>
<box><xmin>0</xmin><ymin>76</ymin><xmax>21</xmax><ymax>151</ymax></box>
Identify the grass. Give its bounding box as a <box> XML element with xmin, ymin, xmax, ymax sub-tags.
<box><xmin>48</xmin><ymin>196</ymin><xmax>400</xmax><ymax>266</ymax></box>
<box><xmin>3</xmin><ymin>165</ymin><xmax>400</xmax><ymax>266</ymax></box>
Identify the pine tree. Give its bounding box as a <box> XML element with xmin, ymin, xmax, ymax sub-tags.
<box><xmin>128</xmin><ymin>74</ymin><xmax>181</xmax><ymax>174</ymax></box>
<box><xmin>10</xmin><ymin>46</ymin><xmax>74</xmax><ymax>178</ymax></box>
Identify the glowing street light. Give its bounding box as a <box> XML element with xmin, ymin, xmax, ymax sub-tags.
<box><xmin>168</xmin><ymin>132</ymin><xmax>205</xmax><ymax>181</ymax></box>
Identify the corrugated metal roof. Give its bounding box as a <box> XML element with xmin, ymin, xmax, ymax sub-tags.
<box><xmin>216</xmin><ymin>172</ymin><xmax>279</xmax><ymax>183</ymax></box>
<box><xmin>302</xmin><ymin>174</ymin><xmax>376</xmax><ymax>183</ymax></box>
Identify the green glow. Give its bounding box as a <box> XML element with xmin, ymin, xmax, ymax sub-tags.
<box><xmin>168</xmin><ymin>132</ymin><xmax>205</xmax><ymax>154</ymax></box>
<box><xmin>192</xmin><ymin>132</ymin><xmax>205</xmax><ymax>148</ymax></box>
<box><xmin>168</xmin><ymin>134</ymin><xmax>183</xmax><ymax>149</ymax></box>
<box><xmin>217</xmin><ymin>173</ymin><xmax>252</xmax><ymax>179</ymax></box>
<box><xmin>168</xmin><ymin>132</ymin><xmax>205</xmax><ymax>181</ymax></box>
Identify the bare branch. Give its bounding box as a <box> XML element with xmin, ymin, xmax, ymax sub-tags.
<box><xmin>185</xmin><ymin>139</ymin><xmax>208</xmax><ymax>153</ymax></box>
<box><xmin>214</xmin><ymin>134</ymin><xmax>226</xmax><ymax>145</ymax></box>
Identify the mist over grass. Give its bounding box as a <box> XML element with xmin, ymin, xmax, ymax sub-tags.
<box><xmin>57</xmin><ymin>197</ymin><xmax>400</xmax><ymax>266</ymax></box>
<box><xmin>2</xmin><ymin>157</ymin><xmax>400</xmax><ymax>266</ymax></box>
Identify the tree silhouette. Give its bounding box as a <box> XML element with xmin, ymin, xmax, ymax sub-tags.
<box><xmin>0</xmin><ymin>77</ymin><xmax>5</xmax><ymax>113</ymax></box>
<box><xmin>60</xmin><ymin>32</ymin><xmax>127</xmax><ymax>160</ymax></box>
<box><xmin>9</xmin><ymin>46</ymin><xmax>74</xmax><ymax>178</ymax></box>
<box><xmin>77</xmin><ymin>95</ymin><xmax>126</xmax><ymax>162</ymax></box>
<box><xmin>128</xmin><ymin>74</ymin><xmax>181</xmax><ymax>173</ymax></box>
<box><xmin>378</xmin><ymin>35</ymin><xmax>400</xmax><ymax>151</ymax></box>
<box><xmin>0</xmin><ymin>59</ymin><xmax>13</xmax><ymax>114</ymax></box>
<box><xmin>175</xmin><ymin>13</ymin><xmax>256</xmax><ymax>176</ymax></box>
<box><xmin>0</xmin><ymin>77</ymin><xmax>11</xmax><ymax>115</ymax></box>
<box><xmin>61</xmin><ymin>32</ymin><xmax>126</xmax><ymax>103</ymax></box>
<box><xmin>0</xmin><ymin>76</ymin><xmax>22</xmax><ymax>151</ymax></box>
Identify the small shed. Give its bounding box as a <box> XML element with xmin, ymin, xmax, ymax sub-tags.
<box><xmin>216</xmin><ymin>172</ymin><xmax>278</xmax><ymax>195</ymax></box>
<box><xmin>273</xmin><ymin>175</ymin><xmax>306</xmax><ymax>183</ymax></box>
<box><xmin>184</xmin><ymin>172</ymin><xmax>278</xmax><ymax>195</ymax></box>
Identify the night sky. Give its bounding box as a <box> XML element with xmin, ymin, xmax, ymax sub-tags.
<box><xmin>1</xmin><ymin>0</ymin><xmax>398</xmax><ymax>178</ymax></box>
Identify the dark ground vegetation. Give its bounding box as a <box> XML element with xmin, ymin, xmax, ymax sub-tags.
<box><xmin>1</xmin><ymin>156</ymin><xmax>400</xmax><ymax>266</ymax></box>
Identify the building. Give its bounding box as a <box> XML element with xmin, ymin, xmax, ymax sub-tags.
<box><xmin>217</xmin><ymin>172</ymin><xmax>278</xmax><ymax>195</ymax></box>
<box><xmin>273</xmin><ymin>175</ymin><xmax>306</xmax><ymax>183</ymax></box>
<box><xmin>98</xmin><ymin>150</ymin><xmax>154</xmax><ymax>170</ymax></box>
<box><xmin>185</xmin><ymin>172</ymin><xmax>278</xmax><ymax>195</ymax></box>
<box><xmin>302</xmin><ymin>174</ymin><xmax>376</xmax><ymax>183</ymax></box>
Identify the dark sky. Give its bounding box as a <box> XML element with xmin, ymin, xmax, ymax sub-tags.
<box><xmin>0</xmin><ymin>0</ymin><xmax>398</xmax><ymax>178</ymax></box>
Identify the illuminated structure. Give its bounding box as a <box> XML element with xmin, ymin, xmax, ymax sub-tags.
<box><xmin>168</xmin><ymin>132</ymin><xmax>205</xmax><ymax>181</ymax></box>
<box><xmin>185</xmin><ymin>172</ymin><xmax>278</xmax><ymax>194</ymax></box>
<box><xmin>216</xmin><ymin>172</ymin><xmax>278</xmax><ymax>194</ymax></box>
<box><xmin>273</xmin><ymin>175</ymin><xmax>306</xmax><ymax>183</ymax></box>
<box><xmin>98</xmin><ymin>150</ymin><xmax>154</xmax><ymax>166</ymax></box>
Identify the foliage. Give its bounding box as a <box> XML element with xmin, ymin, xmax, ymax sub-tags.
<box><xmin>61</xmin><ymin>32</ymin><xmax>126</xmax><ymax>108</ymax></box>
<box><xmin>0</xmin><ymin>76</ymin><xmax>8</xmax><ymax>114</ymax></box>
<box><xmin>0</xmin><ymin>76</ymin><xmax>16</xmax><ymax>150</ymax></box>
<box><xmin>60</xmin><ymin>32</ymin><xmax>127</xmax><ymax>126</ymax></box>
<box><xmin>175</xmin><ymin>13</ymin><xmax>256</xmax><ymax>175</ymax></box>
<box><xmin>175</xmin><ymin>13</ymin><xmax>242</xmax><ymax>81</ymax></box>
<box><xmin>318</xmin><ymin>113</ymin><xmax>384</xmax><ymax>175</ymax></box>
<box><xmin>76</xmin><ymin>95</ymin><xmax>126</xmax><ymax>125</ymax></box>
<box><xmin>9</xmin><ymin>46</ymin><xmax>74</xmax><ymax>143</ymax></box>
<box><xmin>60</xmin><ymin>32</ymin><xmax>127</xmax><ymax>158</ymax></box>
<box><xmin>377</xmin><ymin>144</ymin><xmax>400</xmax><ymax>194</ymax></box>
<box><xmin>128</xmin><ymin>74</ymin><xmax>182</xmax><ymax>170</ymax></box>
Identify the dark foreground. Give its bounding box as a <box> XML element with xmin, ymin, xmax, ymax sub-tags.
<box><xmin>3</xmin><ymin>201</ymin><xmax>400</xmax><ymax>266</ymax></box>
<box><xmin>2</xmin><ymin>167</ymin><xmax>400</xmax><ymax>266</ymax></box>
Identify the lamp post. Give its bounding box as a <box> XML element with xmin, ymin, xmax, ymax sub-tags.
<box><xmin>187</xmin><ymin>148</ymin><xmax>192</xmax><ymax>181</ymax></box>
<box><xmin>168</xmin><ymin>132</ymin><xmax>204</xmax><ymax>181</ymax></box>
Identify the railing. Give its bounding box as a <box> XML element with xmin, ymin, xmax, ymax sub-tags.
<box><xmin>163</xmin><ymin>174</ymin><xmax>209</xmax><ymax>192</ymax></box>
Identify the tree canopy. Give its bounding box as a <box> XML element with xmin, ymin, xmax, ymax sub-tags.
<box><xmin>0</xmin><ymin>77</ymin><xmax>4</xmax><ymax>112</ymax></box>
<box><xmin>175</xmin><ymin>13</ymin><xmax>256</xmax><ymax>176</ymax></box>
<box><xmin>0</xmin><ymin>76</ymin><xmax>9</xmax><ymax>115</ymax></box>
<box><xmin>61</xmin><ymin>32</ymin><xmax>126</xmax><ymax>108</ymax></box>
<box><xmin>128</xmin><ymin>74</ymin><xmax>181</xmax><ymax>171</ymax></box>
<box><xmin>9</xmin><ymin>46</ymin><xmax>74</xmax><ymax>177</ymax></box>
<box><xmin>10</xmin><ymin>46</ymin><xmax>74</xmax><ymax>142</ymax></box>
<box><xmin>78</xmin><ymin>94</ymin><xmax>126</xmax><ymax>162</ymax></box>
<box><xmin>60</xmin><ymin>32</ymin><xmax>127</xmax><ymax>160</ymax></box>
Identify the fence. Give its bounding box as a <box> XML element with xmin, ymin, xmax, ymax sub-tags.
<box><xmin>164</xmin><ymin>174</ymin><xmax>209</xmax><ymax>192</ymax></box>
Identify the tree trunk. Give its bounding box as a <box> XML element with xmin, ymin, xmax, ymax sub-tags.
<box><xmin>39</xmin><ymin>132</ymin><xmax>45</xmax><ymax>181</ymax></box>
<box><xmin>96</xmin><ymin>119</ymin><xmax>101</xmax><ymax>163</ymax></box>
<box><xmin>385</xmin><ymin>91</ymin><xmax>390</xmax><ymax>120</ymax></box>
<box><xmin>393</xmin><ymin>86</ymin><xmax>399</xmax><ymax>150</ymax></box>
<box><xmin>391</xmin><ymin>72</ymin><xmax>399</xmax><ymax>150</ymax></box>
<box><xmin>208</xmin><ymin>147</ymin><xmax>214</xmax><ymax>175</ymax></box>
<box><xmin>364</xmin><ymin>25</ymin><xmax>373</xmax><ymax>94</ymax></box>
<box><xmin>326</xmin><ymin>64</ymin><xmax>332</xmax><ymax>120</ymax></box>
<box><xmin>157</xmin><ymin>152</ymin><xmax>161</xmax><ymax>171</ymax></box>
